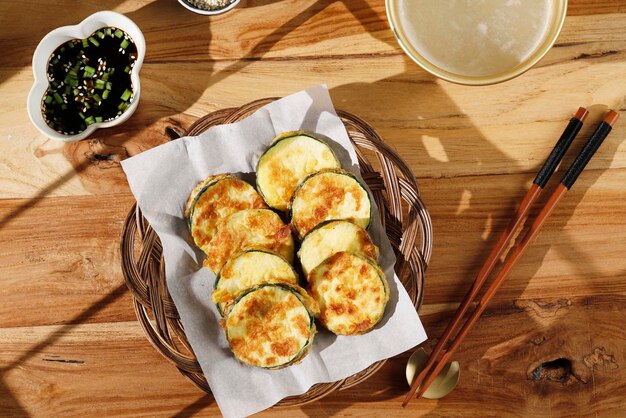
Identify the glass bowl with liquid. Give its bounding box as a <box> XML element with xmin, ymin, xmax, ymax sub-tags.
<box><xmin>386</xmin><ymin>0</ymin><xmax>567</xmax><ymax>85</ymax></box>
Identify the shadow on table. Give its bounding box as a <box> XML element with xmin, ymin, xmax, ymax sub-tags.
<box><xmin>3</xmin><ymin>0</ymin><xmax>341</xmax><ymax>227</ymax></box>
<box><xmin>1</xmin><ymin>0</ymin><xmax>216</xmax><ymax>226</ymax></box>
<box><xmin>338</xmin><ymin>5</ymin><xmax>625</xmax><ymax>405</ymax></box>
<box><xmin>497</xmin><ymin>103</ymin><xmax>624</xmax><ymax>303</ymax></box>
<box><xmin>171</xmin><ymin>395</ymin><xmax>214</xmax><ymax>418</ymax></box>
<box><xmin>480</xmin><ymin>104</ymin><xmax>624</xmax><ymax>396</ymax></box>
<box><xmin>0</xmin><ymin>284</ymin><xmax>128</xmax><ymax>416</ymax></box>
<box><xmin>336</xmin><ymin>22</ymin><xmax>624</xmax><ymax>417</ymax></box>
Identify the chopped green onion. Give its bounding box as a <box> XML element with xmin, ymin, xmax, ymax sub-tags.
<box><xmin>89</xmin><ymin>37</ymin><xmax>100</xmax><ymax>47</ymax></box>
<box><xmin>82</xmin><ymin>38</ymin><xmax>89</xmax><ymax>48</ymax></box>
<box><xmin>102</xmin><ymin>90</ymin><xmax>110</xmax><ymax>100</ymax></box>
<box><xmin>95</xmin><ymin>116</ymin><xmax>103</xmax><ymax>123</ymax></box>
<box><xmin>101</xmin><ymin>73</ymin><xmax>109</xmax><ymax>81</ymax></box>
<box><xmin>105</xmin><ymin>28</ymin><xmax>112</xmax><ymax>37</ymax></box>
<box><xmin>79</xmin><ymin>112</ymin><xmax>86</xmax><ymax>119</ymax></box>
<box><xmin>123</xmin><ymin>65</ymin><xmax>130</xmax><ymax>74</ymax></box>
<box><xmin>73</xmin><ymin>88</ymin><xmax>80</xmax><ymax>96</ymax></box>
<box><xmin>83</xmin><ymin>66</ymin><xmax>96</xmax><ymax>77</ymax></box>
<box><xmin>64</xmin><ymin>85</ymin><xmax>71</xmax><ymax>95</ymax></box>
<box><xmin>53</xmin><ymin>92</ymin><xmax>63</xmax><ymax>104</ymax></box>
<box><xmin>94</xmin><ymin>79</ymin><xmax>106</xmax><ymax>90</ymax></box>
<box><xmin>120</xmin><ymin>39</ymin><xmax>129</xmax><ymax>49</ymax></box>
<box><xmin>85</xmin><ymin>116</ymin><xmax>95</xmax><ymax>125</ymax></box>
<box><xmin>67</xmin><ymin>41</ymin><xmax>75</xmax><ymax>49</ymax></box>
<box><xmin>108</xmin><ymin>67</ymin><xmax>115</xmax><ymax>75</ymax></box>
<box><xmin>97</xmin><ymin>30</ymin><xmax>105</xmax><ymax>39</ymax></box>
<box><xmin>120</xmin><ymin>88</ymin><xmax>132</xmax><ymax>101</ymax></box>
<box><xmin>105</xmin><ymin>82</ymin><xmax>112</xmax><ymax>90</ymax></box>
<box><xmin>69</xmin><ymin>78</ymin><xmax>79</xmax><ymax>87</ymax></box>
<box><xmin>44</xmin><ymin>95</ymin><xmax>53</xmax><ymax>105</ymax></box>
<box><xmin>93</xmin><ymin>94</ymin><xmax>101</xmax><ymax>103</ymax></box>
<box><xmin>114</xmin><ymin>29</ymin><xmax>124</xmax><ymax>38</ymax></box>
<box><xmin>118</xmin><ymin>102</ymin><xmax>128</xmax><ymax>111</ymax></box>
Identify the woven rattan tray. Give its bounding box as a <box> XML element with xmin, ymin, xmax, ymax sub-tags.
<box><xmin>120</xmin><ymin>98</ymin><xmax>433</xmax><ymax>407</ymax></box>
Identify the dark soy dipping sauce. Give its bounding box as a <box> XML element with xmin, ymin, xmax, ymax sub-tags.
<box><xmin>42</xmin><ymin>27</ymin><xmax>138</xmax><ymax>135</ymax></box>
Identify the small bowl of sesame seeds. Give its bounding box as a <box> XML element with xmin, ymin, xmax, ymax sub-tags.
<box><xmin>177</xmin><ymin>0</ymin><xmax>240</xmax><ymax>15</ymax></box>
<box><xmin>27</xmin><ymin>11</ymin><xmax>145</xmax><ymax>142</ymax></box>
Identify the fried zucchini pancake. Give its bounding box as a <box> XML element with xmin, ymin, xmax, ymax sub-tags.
<box><xmin>212</xmin><ymin>250</ymin><xmax>298</xmax><ymax>315</ymax></box>
<box><xmin>308</xmin><ymin>252</ymin><xmax>388</xmax><ymax>335</ymax></box>
<box><xmin>290</xmin><ymin>169</ymin><xmax>371</xmax><ymax>239</ymax></box>
<box><xmin>187</xmin><ymin>175</ymin><xmax>266</xmax><ymax>253</ymax></box>
<box><xmin>184</xmin><ymin>174</ymin><xmax>230</xmax><ymax>220</ymax></box>
<box><xmin>298</xmin><ymin>220</ymin><xmax>379</xmax><ymax>277</ymax></box>
<box><xmin>256</xmin><ymin>131</ymin><xmax>340</xmax><ymax>211</ymax></box>
<box><xmin>224</xmin><ymin>284</ymin><xmax>318</xmax><ymax>369</ymax></box>
<box><xmin>204</xmin><ymin>209</ymin><xmax>294</xmax><ymax>272</ymax></box>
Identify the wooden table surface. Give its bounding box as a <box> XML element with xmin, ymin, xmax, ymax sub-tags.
<box><xmin>2</xmin><ymin>0</ymin><xmax>626</xmax><ymax>416</ymax></box>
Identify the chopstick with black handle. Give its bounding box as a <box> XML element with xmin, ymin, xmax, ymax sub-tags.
<box><xmin>403</xmin><ymin>107</ymin><xmax>589</xmax><ymax>406</ymax></box>
<box><xmin>411</xmin><ymin>110</ymin><xmax>619</xmax><ymax>402</ymax></box>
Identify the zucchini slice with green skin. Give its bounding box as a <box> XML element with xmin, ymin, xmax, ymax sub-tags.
<box><xmin>308</xmin><ymin>252</ymin><xmax>389</xmax><ymax>336</ymax></box>
<box><xmin>212</xmin><ymin>250</ymin><xmax>298</xmax><ymax>316</ymax></box>
<box><xmin>187</xmin><ymin>175</ymin><xmax>266</xmax><ymax>254</ymax></box>
<box><xmin>184</xmin><ymin>173</ymin><xmax>230</xmax><ymax>224</ymax></box>
<box><xmin>256</xmin><ymin>131</ymin><xmax>340</xmax><ymax>211</ymax></box>
<box><xmin>203</xmin><ymin>209</ymin><xmax>294</xmax><ymax>273</ymax></box>
<box><xmin>298</xmin><ymin>220</ymin><xmax>379</xmax><ymax>278</ymax></box>
<box><xmin>289</xmin><ymin>168</ymin><xmax>372</xmax><ymax>239</ymax></box>
<box><xmin>224</xmin><ymin>283</ymin><xmax>318</xmax><ymax>369</ymax></box>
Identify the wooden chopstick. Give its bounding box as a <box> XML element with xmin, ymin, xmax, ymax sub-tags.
<box><xmin>402</xmin><ymin>107</ymin><xmax>589</xmax><ymax>406</ymax></box>
<box><xmin>406</xmin><ymin>110</ymin><xmax>618</xmax><ymax>404</ymax></box>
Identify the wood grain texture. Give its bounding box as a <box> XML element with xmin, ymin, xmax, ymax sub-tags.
<box><xmin>0</xmin><ymin>194</ymin><xmax>138</xmax><ymax>328</ymax></box>
<box><xmin>3</xmin><ymin>13</ymin><xmax>626</xmax><ymax>199</ymax></box>
<box><xmin>3</xmin><ymin>51</ymin><xmax>626</xmax><ymax>199</ymax></box>
<box><xmin>1</xmin><ymin>0</ymin><xmax>626</xmax><ymax>416</ymax></box>
<box><xmin>1</xmin><ymin>298</ymin><xmax>623</xmax><ymax>417</ymax></box>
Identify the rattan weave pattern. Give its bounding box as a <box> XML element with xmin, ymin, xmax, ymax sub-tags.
<box><xmin>120</xmin><ymin>98</ymin><xmax>432</xmax><ymax>407</ymax></box>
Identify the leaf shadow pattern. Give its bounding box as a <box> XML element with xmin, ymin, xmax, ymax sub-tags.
<box><xmin>473</xmin><ymin>104</ymin><xmax>625</xmax><ymax>403</ymax></box>
<box><xmin>0</xmin><ymin>284</ymin><xmax>128</xmax><ymax>417</ymax></box>
<box><xmin>306</xmin><ymin>1</ymin><xmax>626</xmax><ymax>413</ymax></box>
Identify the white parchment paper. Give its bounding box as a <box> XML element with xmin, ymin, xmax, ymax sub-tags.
<box><xmin>121</xmin><ymin>85</ymin><xmax>427</xmax><ymax>418</ymax></box>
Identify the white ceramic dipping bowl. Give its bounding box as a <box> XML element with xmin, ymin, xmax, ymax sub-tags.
<box><xmin>27</xmin><ymin>11</ymin><xmax>145</xmax><ymax>142</ymax></box>
<box><xmin>177</xmin><ymin>0</ymin><xmax>241</xmax><ymax>15</ymax></box>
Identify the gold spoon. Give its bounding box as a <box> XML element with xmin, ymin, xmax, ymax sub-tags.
<box><xmin>405</xmin><ymin>348</ymin><xmax>460</xmax><ymax>399</ymax></box>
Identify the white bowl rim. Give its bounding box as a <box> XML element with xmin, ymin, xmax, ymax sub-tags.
<box><xmin>176</xmin><ymin>0</ymin><xmax>241</xmax><ymax>15</ymax></box>
<box><xmin>385</xmin><ymin>0</ymin><xmax>568</xmax><ymax>86</ymax></box>
<box><xmin>27</xmin><ymin>11</ymin><xmax>146</xmax><ymax>142</ymax></box>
